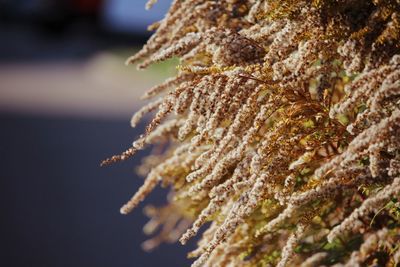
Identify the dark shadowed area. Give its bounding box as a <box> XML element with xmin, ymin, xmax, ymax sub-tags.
<box><xmin>0</xmin><ymin>113</ymin><xmax>195</xmax><ymax>267</ymax></box>
<box><xmin>0</xmin><ymin>0</ymin><xmax>196</xmax><ymax>266</ymax></box>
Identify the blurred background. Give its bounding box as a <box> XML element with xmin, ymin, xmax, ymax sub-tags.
<box><xmin>0</xmin><ymin>0</ymin><xmax>196</xmax><ymax>266</ymax></box>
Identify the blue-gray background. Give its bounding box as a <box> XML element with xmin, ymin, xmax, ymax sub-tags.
<box><xmin>0</xmin><ymin>1</ymin><xmax>197</xmax><ymax>266</ymax></box>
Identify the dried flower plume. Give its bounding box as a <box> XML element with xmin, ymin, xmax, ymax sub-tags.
<box><xmin>103</xmin><ymin>0</ymin><xmax>400</xmax><ymax>266</ymax></box>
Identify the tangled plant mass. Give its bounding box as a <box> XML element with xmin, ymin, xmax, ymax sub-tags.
<box><xmin>102</xmin><ymin>0</ymin><xmax>400</xmax><ymax>266</ymax></box>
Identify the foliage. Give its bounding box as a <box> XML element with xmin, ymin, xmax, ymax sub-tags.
<box><xmin>103</xmin><ymin>0</ymin><xmax>400</xmax><ymax>266</ymax></box>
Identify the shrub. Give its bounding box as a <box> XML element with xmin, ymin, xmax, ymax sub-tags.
<box><xmin>103</xmin><ymin>1</ymin><xmax>400</xmax><ymax>266</ymax></box>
